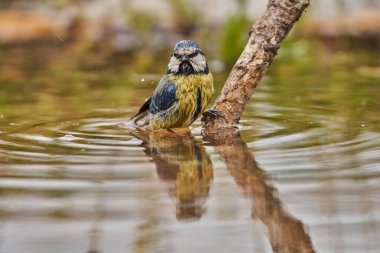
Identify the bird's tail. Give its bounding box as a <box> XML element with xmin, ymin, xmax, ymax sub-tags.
<box><xmin>130</xmin><ymin>97</ymin><xmax>151</xmax><ymax>123</ymax></box>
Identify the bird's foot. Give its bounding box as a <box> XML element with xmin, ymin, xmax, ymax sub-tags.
<box><xmin>202</xmin><ymin>109</ymin><xmax>225</xmax><ymax>120</ymax></box>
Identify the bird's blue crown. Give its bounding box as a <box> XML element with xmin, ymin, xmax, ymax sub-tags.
<box><xmin>173</xmin><ymin>40</ymin><xmax>200</xmax><ymax>52</ymax></box>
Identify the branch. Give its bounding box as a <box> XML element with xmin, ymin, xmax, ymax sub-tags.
<box><xmin>202</xmin><ymin>0</ymin><xmax>310</xmax><ymax>129</ymax></box>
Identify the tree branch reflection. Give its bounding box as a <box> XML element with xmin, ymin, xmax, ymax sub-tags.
<box><xmin>202</xmin><ymin>128</ymin><xmax>316</xmax><ymax>253</ymax></box>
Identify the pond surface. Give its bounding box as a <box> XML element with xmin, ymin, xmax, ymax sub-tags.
<box><xmin>1</xmin><ymin>44</ymin><xmax>380</xmax><ymax>253</ymax></box>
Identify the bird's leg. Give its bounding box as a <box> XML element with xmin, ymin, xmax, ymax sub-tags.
<box><xmin>166</xmin><ymin>127</ymin><xmax>192</xmax><ymax>137</ymax></box>
<box><xmin>167</xmin><ymin>128</ymin><xmax>178</xmax><ymax>135</ymax></box>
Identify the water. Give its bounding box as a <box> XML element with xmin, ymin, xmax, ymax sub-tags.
<box><xmin>1</xmin><ymin>44</ymin><xmax>380</xmax><ymax>253</ymax></box>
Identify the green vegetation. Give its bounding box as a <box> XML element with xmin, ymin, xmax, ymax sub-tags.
<box><xmin>219</xmin><ymin>10</ymin><xmax>251</xmax><ymax>66</ymax></box>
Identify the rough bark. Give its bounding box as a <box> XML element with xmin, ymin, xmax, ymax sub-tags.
<box><xmin>202</xmin><ymin>0</ymin><xmax>310</xmax><ymax>129</ymax></box>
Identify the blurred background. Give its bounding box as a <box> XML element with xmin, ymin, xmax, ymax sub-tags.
<box><xmin>1</xmin><ymin>0</ymin><xmax>379</xmax><ymax>123</ymax></box>
<box><xmin>1</xmin><ymin>1</ymin><xmax>380</xmax><ymax>253</ymax></box>
<box><xmin>1</xmin><ymin>0</ymin><xmax>379</xmax><ymax>77</ymax></box>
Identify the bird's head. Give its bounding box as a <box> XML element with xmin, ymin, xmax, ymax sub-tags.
<box><xmin>167</xmin><ymin>40</ymin><xmax>209</xmax><ymax>76</ymax></box>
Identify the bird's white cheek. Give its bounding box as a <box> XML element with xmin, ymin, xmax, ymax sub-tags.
<box><xmin>191</xmin><ymin>55</ymin><xmax>206</xmax><ymax>72</ymax></box>
<box><xmin>168</xmin><ymin>57</ymin><xmax>180</xmax><ymax>72</ymax></box>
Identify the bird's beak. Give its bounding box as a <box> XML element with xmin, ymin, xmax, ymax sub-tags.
<box><xmin>179</xmin><ymin>61</ymin><xmax>194</xmax><ymax>75</ymax></box>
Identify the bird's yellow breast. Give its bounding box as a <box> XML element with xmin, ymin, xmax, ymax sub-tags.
<box><xmin>150</xmin><ymin>73</ymin><xmax>213</xmax><ymax>128</ymax></box>
<box><xmin>168</xmin><ymin>73</ymin><xmax>213</xmax><ymax>95</ymax></box>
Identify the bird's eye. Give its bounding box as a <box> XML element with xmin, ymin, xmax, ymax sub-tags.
<box><xmin>173</xmin><ymin>53</ymin><xmax>180</xmax><ymax>58</ymax></box>
<box><xmin>189</xmin><ymin>52</ymin><xmax>198</xmax><ymax>58</ymax></box>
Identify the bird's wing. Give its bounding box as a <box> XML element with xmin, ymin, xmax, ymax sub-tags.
<box><xmin>149</xmin><ymin>80</ymin><xmax>177</xmax><ymax>115</ymax></box>
<box><xmin>131</xmin><ymin>76</ymin><xmax>177</xmax><ymax>123</ymax></box>
<box><xmin>130</xmin><ymin>96</ymin><xmax>152</xmax><ymax>123</ymax></box>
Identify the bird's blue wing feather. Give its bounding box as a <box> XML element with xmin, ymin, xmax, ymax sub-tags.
<box><xmin>149</xmin><ymin>79</ymin><xmax>177</xmax><ymax>115</ymax></box>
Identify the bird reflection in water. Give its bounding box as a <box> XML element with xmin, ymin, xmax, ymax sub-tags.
<box><xmin>134</xmin><ymin>128</ymin><xmax>213</xmax><ymax>221</ymax></box>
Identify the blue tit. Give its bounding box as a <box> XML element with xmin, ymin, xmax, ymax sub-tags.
<box><xmin>131</xmin><ymin>40</ymin><xmax>214</xmax><ymax>130</ymax></box>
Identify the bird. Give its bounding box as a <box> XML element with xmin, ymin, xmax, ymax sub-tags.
<box><xmin>131</xmin><ymin>40</ymin><xmax>214</xmax><ymax>130</ymax></box>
